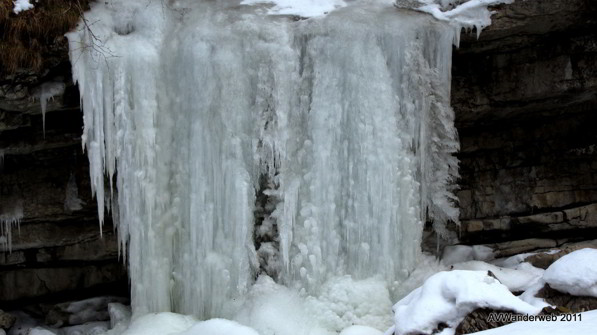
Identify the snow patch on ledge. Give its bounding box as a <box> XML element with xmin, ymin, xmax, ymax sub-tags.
<box><xmin>13</xmin><ymin>0</ymin><xmax>35</xmax><ymax>14</ymax></box>
<box><xmin>392</xmin><ymin>270</ymin><xmax>541</xmax><ymax>335</ymax></box>
<box><xmin>543</xmin><ymin>248</ymin><xmax>597</xmax><ymax>298</ymax></box>
<box><xmin>241</xmin><ymin>0</ymin><xmax>347</xmax><ymax>17</ymax></box>
<box><xmin>413</xmin><ymin>0</ymin><xmax>514</xmax><ymax>42</ymax></box>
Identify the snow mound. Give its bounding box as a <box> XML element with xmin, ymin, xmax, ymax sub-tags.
<box><xmin>543</xmin><ymin>248</ymin><xmax>597</xmax><ymax>297</ymax></box>
<box><xmin>13</xmin><ymin>0</ymin><xmax>34</xmax><ymax>14</ymax></box>
<box><xmin>120</xmin><ymin>313</ymin><xmax>196</xmax><ymax>335</ymax></box>
<box><xmin>339</xmin><ymin>325</ymin><xmax>384</xmax><ymax>335</ymax></box>
<box><xmin>241</xmin><ymin>0</ymin><xmax>346</xmax><ymax>17</ymax></box>
<box><xmin>392</xmin><ymin>270</ymin><xmax>541</xmax><ymax>335</ymax></box>
<box><xmin>232</xmin><ymin>276</ymin><xmax>331</xmax><ymax>335</ymax></box>
<box><xmin>177</xmin><ymin>319</ymin><xmax>259</xmax><ymax>335</ymax></box>
<box><xmin>451</xmin><ymin>261</ymin><xmax>543</xmax><ymax>292</ymax></box>
<box><xmin>413</xmin><ymin>0</ymin><xmax>514</xmax><ymax>43</ymax></box>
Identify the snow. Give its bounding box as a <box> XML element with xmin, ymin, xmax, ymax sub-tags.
<box><xmin>240</xmin><ymin>0</ymin><xmax>347</xmax><ymax>17</ymax></box>
<box><xmin>232</xmin><ymin>276</ymin><xmax>331</xmax><ymax>335</ymax></box>
<box><xmin>392</xmin><ymin>270</ymin><xmax>541</xmax><ymax>335</ymax></box>
<box><xmin>517</xmin><ymin>280</ymin><xmax>550</xmax><ymax>309</ymax></box>
<box><xmin>339</xmin><ymin>325</ymin><xmax>384</xmax><ymax>335</ymax></box>
<box><xmin>177</xmin><ymin>319</ymin><xmax>260</xmax><ymax>335</ymax></box>
<box><xmin>414</xmin><ymin>0</ymin><xmax>515</xmax><ymax>41</ymax></box>
<box><xmin>12</xmin><ymin>0</ymin><xmax>34</xmax><ymax>14</ymax></box>
<box><xmin>62</xmin><ymin>297</ymin><xmax>129</xmax><ymax>326</ymax></box>
<box><xmin>120</xmin><ymin>313</ymin><xmax>196</xmax><ymax>335</ymax></box>
<box><xmin>471</xmin><ymin>309</ymin><xmax>597</xmax><ymax>335</ymax></box>
<box><xmin>305</xmin><ymin>276</ymin><xmax>394</xmax><ymax>331</ymax></box>
<box><xmin>451</xmin><ymin>261</ymin><xmax>543</xmax><ymax>292</ymax></box>
<box><xmin>543</xmin><ymin>248</ymin><xmax>597</xmax><ymax>297</ymax></box>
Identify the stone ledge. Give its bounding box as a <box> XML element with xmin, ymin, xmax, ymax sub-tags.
<box><xmin>461</xmin><ymin>203</ymin><xmax>597</xmax><ymax>236</ymax></box>
<box><xmin>0</xmin><ymin>263</ymin><xmax>126</xmax><ymax>302</ymax></box>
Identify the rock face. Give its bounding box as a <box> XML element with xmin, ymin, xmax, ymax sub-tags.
<box><xmin>0</xmin><ymin>4</ymin><xmax>126</xmax><ymax>304</ymax></box>
<box><xmin>453</xmin><ymin>0</ymin><xmax>597</xmax><ymax>245</ymax></box>
<box><xmin>0</xmin><ymin>0</ymin><xmax>596</xmax><ymax>302</ymax></box>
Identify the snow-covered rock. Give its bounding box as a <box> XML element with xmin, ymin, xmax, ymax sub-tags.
<box><xmin>451</xmin><ymin>261</ymin><xmax>543</xmax><ymax>292</ymax></box>
<box><xmin>471</xmin><ymin>309</ymin><xmax>597</xmax><ymax>335</ymax></box>
<box><xmin>392</xmin><ymin>270</ymin><xmax>541</xmax><ymax>335</ymax></box>
<box><xmin>543</xmin><ymin>248</ymin><xmax>597</xmax><ymax>297</ymax></box>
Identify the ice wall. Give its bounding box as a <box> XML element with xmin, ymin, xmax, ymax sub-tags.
<box><xmin>68</xmin><ymin>0</ymin><xmax>459</xmax><ymax>319</ymax></box>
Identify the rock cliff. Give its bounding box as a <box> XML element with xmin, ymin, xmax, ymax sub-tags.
<box><xmin>0</xmin><ymin>0</ymin><xmax>595</xmax><ymax>302</ymax></box>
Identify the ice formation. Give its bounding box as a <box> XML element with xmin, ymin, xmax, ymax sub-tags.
<box><xmin>63</xmin><ymin>0</ymin><xmax>523</xmax><ymax>322</ymax></box>
<box><xmin>412</xmin><ymin>0</ymin><xmax>514</xmax><ymax>41</ymax></box>
<box><xmin>64</xmin><ymin>173</ymin><xmax>84</xmax><ymax>213</ymax></box>
<box><xmin>0</xmin><ymin>199</ymin><xmax>24</xmax><ymax>252</ymax></box>
<box><xmin>33</xmin><ymin>80</ymin><xmax>66</xmax><ymax>137</ymax></box>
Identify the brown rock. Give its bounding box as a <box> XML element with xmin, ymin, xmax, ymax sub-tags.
<box><xmin>456</xmin><ymin>308</ymin><xmax>520</xmax><ymax>334</ymax></box>
<box><xmin>536</xmin><ymin>284</ymin><xmax>597</xmax><ymax>312</ymax></box>
<box><xmin>0</xmin><ymin>310</ymin><xmax>16</xmax><ymax>330</ymax></box>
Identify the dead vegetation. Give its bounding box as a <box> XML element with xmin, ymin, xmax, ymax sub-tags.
<box><xmin>0</xmin><ymin>0</ymin><xmax>91</xmax><ymax>75</ymax></box>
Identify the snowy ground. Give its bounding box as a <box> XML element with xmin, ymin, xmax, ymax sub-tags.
<box><xmin>5</xmin><ymin>248</ymin><xmax>597</xmax><ymax>335</ymax></box>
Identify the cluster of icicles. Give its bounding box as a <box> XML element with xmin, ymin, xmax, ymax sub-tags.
<box><xmin>67</xmin><ymin>0</ymin><xmax>462</xmax><ymax>319</ymax></box>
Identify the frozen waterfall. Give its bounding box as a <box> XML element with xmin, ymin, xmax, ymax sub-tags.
<box><xmin>68</xmin><ymin>0</ymin><xmax>459</xmax><ymax>319</ymax></box>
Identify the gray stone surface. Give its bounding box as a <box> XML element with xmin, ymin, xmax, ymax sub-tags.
<box><xmin>0</xmin><ymin>55</ymin><xmax>124</xmax><ymax>303</ymax></box>
<box><xmin>451</xmin><ymin>0</ymin><xmax>597</xmax><ymax>244</ymax></box>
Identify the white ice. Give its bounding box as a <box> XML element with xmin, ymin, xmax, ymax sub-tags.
<box><xmin>68</xmin><ymin>0</ymin><xmax>460</xmax><ymax>319</ymax></box>
<box><xmin>32</xmin><ymin>80</ymin><xmax>66</xmax><ymax>137</ymax></box>
<box><xmin>0</xmin><ymin>199</ymin><xmax>23</xmax><ymax>252</ymax></box>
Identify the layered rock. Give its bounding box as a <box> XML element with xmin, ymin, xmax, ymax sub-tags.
<box><xmin>0</xmin><ymin>2</ymin><xmax>126</xmax><ymax>304</ymax></box>
<box><xmin>453</xmin><ymin>0</ymin><xmax>597</xmax><ymax>244</ymax></box>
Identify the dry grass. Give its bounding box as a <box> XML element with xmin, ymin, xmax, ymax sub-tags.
<box><xmin>0</xmin><ymin>0</ymin><xmax>91</xmax><ymax>75</ymax></box>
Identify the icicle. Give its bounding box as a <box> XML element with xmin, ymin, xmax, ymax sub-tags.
<box><xmin>0</xmin><ymin>200</ymin><xmax>24</xmax><ymax>253</ymax></box>
<box><xmin>64</xmin><ymin>173</ymin><xmax>84</xmax><ymax>213</ymax></box>
<box><xmin>33</xmin><ymin>80</ymin><xmax>66</xmax><ymax>138</ymax></box>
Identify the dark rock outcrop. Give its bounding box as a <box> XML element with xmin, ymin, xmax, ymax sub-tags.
<box><xmin>0</xmin><ymin>2</ymin><xmax>125</xmax><ymax>304</ymax></box>
<box><xmin>537</xmin><ymin>284</ymin><xmax>597</xmax><ymax>313</ymax></box>
<box><xmin>452</xmin><ymin>0</ymin><xmax>597</xmax><ymax>245</ymax></box>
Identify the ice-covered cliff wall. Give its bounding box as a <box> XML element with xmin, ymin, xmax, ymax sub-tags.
<box><xmin>68</xmin><ymin>0</ymin><xmax>460</xmax><ymax>318</ymax></box>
